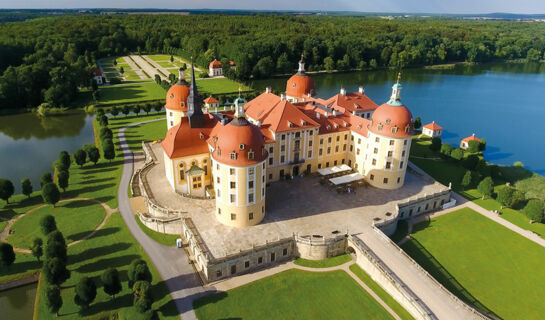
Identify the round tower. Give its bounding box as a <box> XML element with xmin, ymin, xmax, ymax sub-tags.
<box><xmin>165</xmin><ymin>66</ymin><xmax>190</xmax><ymax>129</ymax></box>
<box><xmin>364</xmin><ymin>73</ymin><xmax>413</xmax><ymax>190</ymax></box>
<box><xmin>208</xmin><ymin>103</ymin><xmax>268</xmax><ymax>227</ymax></box>
<box><xmin>285</xmin><ymin>54</ymin><xmax>315</xmax><ymax>102</ymax></box>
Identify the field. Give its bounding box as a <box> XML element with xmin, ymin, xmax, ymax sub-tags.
<box><xmin>74</xmin><ymin>82</ymin><xmax>166</xmax><ymax>108</ymax></box>
<box><xmin>122</xmin><ymin>118</ymin><xmax>166</xmax><ymax>151</ymax></box>
<box><xmin>197</xmin><ymin>77</ymin><xmax>250</xmax><ymax>95</ymax></box>
<box><xmin>402</xmin><ymin>208</ymin><xmax>545</xmax><ymax>319</ymax></box>
<box><xmin>294</xmin><ymin>254</ymin><xmax>351</xmax><ymax>268</ymax></box>
<box><xmin>194</xmin><ymin>269</ymin><xmax>393</xmax><ymax>320</ymax></box>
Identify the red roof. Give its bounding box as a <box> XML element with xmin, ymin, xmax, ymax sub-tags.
<box><xmin>203</xmin><ymin>96</ymin><xmax>218</xmax><ymax>104</ymax></box>
<box><xmin>321</xmin><ymin>92</ymin><xmax>379</xmax><ymax>114</ymax></box>
<box><xmin>368</xmin><ymin>103</ymin><xmax>414</xmax><ymax>138</ymax></box>
<box><xmin>229</xmin><ymin>60</ymin><xmax>236</xmax><ymax>66</ymax></box>
<box><xmin>92</xmin><ymin>67</ymin><xmax>103</xmax><ymax>77</ymax></box>
<box><xmin>209</xmin><ymin>59</ymin><xmax>222</xmax><ymax>69</ymax></box>
<box><xmin>423</xmin><ymin>122</ymin><xmax>443</xmax><ymax>131</ymax></box>
<box><xmin>161</xmin><ymin>115</ymin><xmax>217</xmax><ymax>158</ymax></box>
<box><xmin>286</xmin><ymin>74</ymin><xmax>315</xmax><ymax>98</ymax></box>
<box><xmin>165</xmin><ymin>83</ymin><xmax>190</xmax><ymax>111</ymax></box>
<box><xmin>208</xmin><ymin>118</ymin><xmax>268</xmax><ymax>166</ymax></box>
<box><xmin>462</xmin><ymin>134</ymin><xmax>480</xmax><ymax>142</ymax></box>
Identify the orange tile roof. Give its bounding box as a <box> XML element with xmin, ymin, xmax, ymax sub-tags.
<box><xmin>161</xmin><ymin>115</ymin><xmax>217</xmax><ymax>159</ymax></box>
<box><xmin>369</xmin><ymin>103</ymin><xmax>414</xmax><ymax>139</ymax></box>
<box><xmin>423</xmin><ymin>122</ymin><xmax>443</xmax><ymax>130</ymax></box>
<box><xmin>321</xmin><ymin>92</ymin><xmax>379</xmax><ymax>114</ymax></box>
<box><xmin>286</xmin><ymin>74</ymin><xmax>315</xmax><ymax>98</ymax></box>
<box><xmin>209</xmin><ymin>59</ymin><xmax>222</xmax><ymax>69</ymax></box>
<box><xmin>462</xmin><ymin>134</ymin><xmax>480</xmax><ymax>142</ymax></box>
<box><xmin>203</xmin><ymin>96</ymin><xmax>218</xmax><ymax>104</ymax></box>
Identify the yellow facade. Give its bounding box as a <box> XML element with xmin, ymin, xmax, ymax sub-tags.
<box><xmin>164</xmin><ymin>152</ymin><xmax>212</xmax><ymax>196</ymax></box>
<box><xmin>166</xmin><ymin>109</ymin><xmax>185</xmax><ymax>130</ymax></box>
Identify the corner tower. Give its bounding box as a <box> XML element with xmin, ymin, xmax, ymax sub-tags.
<box><xmin>285</xmin><ymin>54</ymin><xmax>315</xmax><ymax>103</ymax></box>
<box><xmin>164</xmin><ymin>66</ymin><xmax>190</xmax><ymax>129</ymax></box>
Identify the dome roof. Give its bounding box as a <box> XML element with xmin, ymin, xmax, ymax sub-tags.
<box><xmin>369</xmin><ymin>102</ymin><xmax>413</xmax><ymax>138</ymax></box>
<box><xmin>209</xmin><ymin>59</ymin><xmax>222</xmax><ymax>69</ymax></box>
<box><xmin>286</xmin><ymin>74</ymin><xmax>315</xmax><ymax>99</ymax></box>
<box><xmin>165</xmin><ymin>83</ymin><xmax>190</xmax><ymax>111</ymax></box>
<box><xmin>209</xmin><ymin>118</ymin><xmax>268</xmax><ymax>166</ymax></box>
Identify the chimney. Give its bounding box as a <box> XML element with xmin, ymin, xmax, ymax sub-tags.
<box><xmin>265</xmin><ymin>86</ymin><xmax>272</xmax><ymax>93</ymax></box>
<box><xmin>324</xmin><ymin>111</ymin><xmax>329</xmax><ymax>118</ymax></box>
<box><xmin>358</xmin><ymin>86</ymin><xmax>364</xmax><ymax>94</ymax></box>
<box><xmin>332</xmin><ymin>110</ymin><xmax>337</xmax><ymax>116</ymax></box>
<box><xmin>316</xmin><ymin>112</ymin><xmax>320</xmax><ymax>119</ymax></box>
<box><xmin>340</xmin><ymin>88</ymin><xmax>346</xmax><ymax>96</ymax></box>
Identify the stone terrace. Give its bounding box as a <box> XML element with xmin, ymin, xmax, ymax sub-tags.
<box><xmin>146</xmin><ymin>143</ymin><xmax>447</xmax><ymax>258</ymax></box>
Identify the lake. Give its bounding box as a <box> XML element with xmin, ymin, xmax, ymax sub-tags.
<box><xmin>0</xmin><ymin>283</ymin><xmax>37</xmax><ymax>320</ymax></box>
<box><xmin>0</xmin><ymin>110</ymin><xmax>95</xmax><ymax>193</ymax></box>
<box><xmin>253</xmin><ymin>62</ymin><xmax>545</xmax><ymax>176</ymax></box>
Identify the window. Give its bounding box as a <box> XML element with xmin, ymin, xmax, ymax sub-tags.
<box><xmin>375</xmin><ymin>137</ymin><xmax>380</xmax><ymax>143</ymax></box>
<box><xmin>231</xmin><ymin>213</ymin><xmax>236</xmax><ymax>220</ymax></box>
<box><xmin>281</xmin><ymin>134</ymin><xmax>286</xmax><ymax>140</ymax></box>
<box><xmin>169</xmin><ymin>112</ymin><xmax>173</xmax><ymax>116</ymax></box>
<box><xmin>217</xmin><ymin>189</ymin><xmax>220</xmax><ymax>197</ymax></box>
<box><xmin>269</xmin><ymin>173</ymin><xmax>273</xmax><ymax>180</ymax></box>
<box><xmin>295</xmin><ymin>132</ymin><xmax>300</xmax><ymax>138</ymax></box>
<box><xmin>308</xmin><ymin>151</ymin><xmax>312</xmax><ymax>158</ymax></box>
<box><xmin>344</xmin><ymin>134</ymin><xmax>348</xmax><ymax>140</ymax></box>
<box><xmin>280</xmin><ymin>155</ymin><xmax>285</xmax><ymax>163</ymax></box>
<box><xmin>217</xmin><ymin>164</ymin><xmax>220</xmax><ymax>170</ymax></box>
<box><xmin>216</xmin><ymin>270</ymin><xmax>222</xmax><ymax>278</ymax></box>
<box><xmin>192</xmin><ymin>176</ymin><xmax>202</xmax><ymax>189</ymax></box>
<box><xmin>358</xmin><ymin>138</ymin><xmax>362</xmax><ymax>144</ymax></box>
<box><xmin>269</xmin><ymin>147</ymin><xmax>274</xmax><ymax>153</ymax></box>
<box><xmin>249</xmin><ymin>168</ymin><xmax>254</xmax><ymax>175</ymax></box>
<box><xmin>204</xmin><ymin>165</ymin><xmax>208</xmax><ymax>175</ymax></box>
<box><xmin>386</xmin><ymin>161</ymin><xmax>391</xmax><ymax>169</ymax></box>
<box><xmin>328</xmin><ymin>137</ymin><xmax>332</xmax><ymax>143</ymax></box>
<box><xmin>350</xmin><ymin>145</ymin><xmax>353</xmax><ymax>152</ymax></box>
<box><xmin>336</xmin><ymin>136</ymin><xmax>340</xmax><ymax>142</ymax></box>
<box><xmin>248</xmin><ymin>150</ymin><xmax>254</xmax><ymax>160</ymax></box>
<box><xmin>370</xmin><ymin>174</ymin><xmax>374</xmax><ymax>180</ymax></box>
<box><xmin>245</xmin><ymin>261</ymin><xmax>250</xmax><ymax>268</ymax></box>
<box><xmin>400</xmin><ymin>161</ymin><xmax>404</xmax><ymax>169</ymax></box>
<box><xmin>230</xmin><ymin>168</ymin><xmax>235</xmax><ymax>175</ymax></box>
<box><xmin>343</xmin><ymin>144</ymin><xmax>347</xmax><ymax>151</ymax></box>
<box><xmin>391</xmin><ymin>126</ymin><xmax>398</xmax><ymax>134</ymax></box>
<box><xmin>249</xmin><ymin>181</ymin><xmax>254</xmax><ymax>189</ymax></box>
<box><xmin>230</xmin><ymin>152</ymin><xmax>237</xmax><ymax>160</ymax></box>
<box><xmin>170</xmin><ymin>121</ymin><xmax>173</xmax><ymax>126</ymax></box>
<box><xmin>262</xmin><ymin>206</ymin><xmax>265</xmax><ymax>213</ymax></box>
<box><xmin>283</xmin><ymin>248</ymin><xmax>288</xmax><ymax>256</ymax></box>
<box><xmin>334</xmin><ymin>160</ymin><xmax>338</xmax><ymax>166</ymax></box>
<box><xmin>280</xmin><ymin>169</ymin><xmax>284</xmax><ymax>177</ymax></box>
<box><xmin>320</xmin><ymin>138</ymin><xmax>323</xmax><ymax>145</ymax></box>
<box><xmin>230</xmin><ymin>181</ymin><xmax>236</xmax><ymax>189</ymax></box>
<box><xmin>326</xmin><ymin>162</ymin><xmax>330</xmax><ymax>167</ymax></box>
<box><xmin>281</xmin><ymin>145</ymin><xmax>285</xmax><ymax>152</ymax></box>
<box><xmin>309</xmin><ymin>130</ymin><xmax>314</xmax><ymax>136</ymax></box>
<box><xmin>179</xmin><ymin>164</ymin><xmax>185</xmax><ymax>180</ymax></box>
<box><xmin>249</xmin><ymin>193</ymin><xmax>254</xmax><ymax>203</ymax></box>
<box><xmin>249</xmin><ymin>212</ymin><xmax>254</xmax><ymax>220</ymax></box>
<box><xmin>387</xmin><ymin>151</ymin><xmax>393</xmax><ymax>157</ymax></box>
<box><xmin>383</xmin><ymin>178</ymin><xmax>389</xmax><ymax>184</ymax></box>
<box><xmin>309</xmin><ymin>140</ymin><xmax>313</xmax><ymax>147</ymax></box>
<box><xmin>389</xmin><ymin>140</ymin><xmax>394</xmax><ymax>146</ymax></box>
<box><xmin>216</xmin><ymin>177</ymin><xmax>220</xmax><ymax>183</ymax></box>
<box><xmin>218</xmin><ymin>208</ymin><xmax>221</xmax><ymax>215</ymax></box>
<box><xmin>319</xmin><ymin>149</ymin><xmax>323</xmax><ymax>156</ymax></box>
<box><xmin>397</xmin><ymin>177</ymin><xmax>401</xmax><ymax>183</ymax></box>
<box><xmin>404</xmin><ymin>140</ymin><xmax>408</xmax><ymax>145</ymax></box>
<box><xmin>318</xmin><ymin>163</ymin><xmax>322</xmax><ymax>169</ymax></box>
<box><xmin>230</xmin><ymin>194</ymin><xmax>236</xmax><ymax>203</ymax></box>
<box><xmin>372</xmin><ymin>159</ymin><xmax>377</xmax><ymax>165</ymax></box>
<box><xmin>374</xmin><ymin>148</ymin><xmax>378</xmax><ymax>154</ymax></box>
<box><xmin>258</xmin><ymin>257</ymin><xmax>263</xmax><ymax>264</ymax></box>
<box><xmin>356</xmin><ymin>148</ymin><xmax>360</xmax><ymax>155</ymax></box>
<box><xmin>402</xmin><ymin>151</ymin><xmax>406</xmax><ymax>157</ymax></box>
<box><xmin>231</xmin><ymin>265</ymin><xmax>236</xmax><ymax>275</ymax></box>
<box><xmin>269</xmin><ymin>158</ymin><xmax>273</xmax><ymax>165</ymax></box>
<box><xmin>270</xmin><ymin>252</ymin><xmax>276</xmax><ymax>261</ymax></box>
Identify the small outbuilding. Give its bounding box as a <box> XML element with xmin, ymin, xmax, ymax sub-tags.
<box><xmin>422</xmin><ymin>121</ymin><xmax>443</xmax><ymax>138</ymax></box>
<box><xmin>209</xmin><ymin>59</ymin><xmax>223</xmax><ymax>77</ymax></box>
<box><xmin>460</xmin><ymin>133</ymin><xmax>480</xmax><ymax>150</ymax></box>
<box><xmin>203</xmin><ymin>96</ymin><xmax>219</xmax><ymax>110</ymax></box>
<box><xmin>92</xmin><ymin>67</ymin><xmax>104</xmax><ymax>85</ymax></box>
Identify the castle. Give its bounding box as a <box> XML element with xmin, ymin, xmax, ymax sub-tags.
<box><xmin>160</xmin><ymin>57</ymin><xmax>414</xmax><ymax>228</ymax></box>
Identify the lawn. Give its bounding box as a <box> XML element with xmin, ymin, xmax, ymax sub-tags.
<box><xmin>194</xmin><ymin>269</ymin><xmax>393</xmax><ymax>320</ymax></box>
<box><xmin>402</xmin><ymin>208</ymin><xmax>545</xmax><ymax>320</ymax></box>
<box><xmin>123</xmin><ymin>118</ymin><xmax>167</xmax><ymax>151</ymax></box>
<box><xmin>146</xmin><ymin>54</ymin><xmax>172</xmax><ymax>62</ymax></box>
<box><xmin>135</xmin><ymin>215</ymin><xmax>178</xmax><ymax>246</ymax></box>
<box><xmin>294</xmin><ymin>254</ymin><xmax>351</xmax><ymax>268</ymax></box>
<box><xmin>196</xmin><ymin>78</ymin><xmax>250</xmax><ymax>95</ymax></box>
<box><xmin>156</xmin><ymin>61</ymin><xmax>176</xmax><ymax>68</ymax></box>
<box><xmin>76</xmin><ymin>82</ymin><xmax>165</xmax><ymax>107</ymax></box>
<box><xmin>349</xmin><ymin>264</ymin><xmax>415</xmax><ymax>320</ymax></box>
<box><xmin>123</xmin><ymin>71</ymin><xmax>143</xmax><ymax>81</ymax></box>
<box><xmin>34</xmin><ymin>212</ymin><xmax>178</xmax><ymax>320</ymax></box>
<box><xmin>7</xmin><ymin>200</ymin><xmax>106</xmax><ymax>249</ymax></box>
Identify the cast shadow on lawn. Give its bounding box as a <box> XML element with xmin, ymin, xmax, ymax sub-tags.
<box><xmin>76</xmin><ymin>254</ymin><xmax>141</xmax><ymax>273</ymax></box>
<box><xmin>64</xmin><ymin>183</ymin><xmax>117</xmax><ymax>199</ymax></box>
<box><xmin>70</xmin><ymin>242</ymin><xmax>132</xmax><ymax>265</ymax></box>
<box><xmin>0</xmin><ymin>195</ymin><xmax>44</xmax><ymax>217</ymax></box>
<box><xmin>67</xmin><ymin>227</ymin><xmax>120</xmax><ymax>242</ymax></box>
<box><xmin>0</xmin><ymin>260</ymin><xmax>41</xmax><ymax>276</ymax></box>
<box><xmin>80</xmin><ymin>292</ymin><xmax>134</xmax><ymax>317</ymax></box>
<box><xmin>78</xmin><ymin>177</ymin><xmax>116</xmax><ymax>186</ymax></box>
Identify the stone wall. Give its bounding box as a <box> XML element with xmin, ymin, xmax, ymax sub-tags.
<box><xmin>294</xmin><ymin>234</ymin><xmax>347</xmax><ymax>260</ymax></box>
<box><xmin>137</xmin><ymin>212</ymin><xmax>182</xmax><ymax>235</ymax></box>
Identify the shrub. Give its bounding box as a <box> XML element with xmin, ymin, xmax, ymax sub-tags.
<box><xmin>57</xmin><ymin>170</ymin><xmax>69</xmax><ymax>192</ymax></box>
<box><xmin>31</xmin><ymin>238</ymin><xmax>43</xmax><ymax>261</ymax></box>
<box><xmin>461</xmin><ymin>170</ymin><xmax>473</xmax><ymax>190</ymax></box>
<box><xmin>523</xmin><ymin>199</ymin><xmax>544</xmax><ymax>222</ymax></box>
<box><xmin>132</xmin><ymin>280</ymin><xmax>152</xmax><ymax>313</ymax></box>
<box><xmin>467</xmin><ymin>140</ymin><xmax>480</xmax><ymax>153</ymax></box>
<box><xmin>41</xmin><ymin>183</ymin><xmax>61</xmax><ymax>207</ymax></box>
<box><xmin>73</xmin><ymin>149</ymin><xmax>87</xmax><ymax>167</ymax></box>
<box><xmin>477</xmin><ymin>176</ymin><xmax>494</xmax><ymax>198</ymax></box>
<box><xmin>102</xmin><ymin>268</ymin><xmax>122</xmax><ymax>299</ymax></box>
<box><xmin>74</xmin><ymin>277</ymin><xmax>97</xmax><ymax>309</ymax></box>
<box><xmin>128</xmin><ymin>259</ymin><xmax>152</xmax><ymax>288</ymax></box>
<box><xmin>430</xmin><ymin>137</ymin><xmax>442</xmax><ymax>152</ymax></box>
<box><xmin>462</xmin><ymin>154</ymin><xmax>479</xmax><ymax>170</ymax></box>
<box><xmin>21</xmin><ymin>178</ymin><xmax>33</xmax><ymax>198</ymax></box>
<box><xmin>40</xmin><ymin>172</ymin><xmax>53</xmax><ymax>187</ymax></box>
<box><xmin>43</xmin><ymin>257</ymin><xmax>70</xmax><ymax>285</ymax></box>
<box><xmin>45</xmin><ymin>285</ymin><xmax>63</xmax><ymax>316</ymax></box>
<box><xmin>451</xmin><ymin>148</ymin><xmax>464</xmax><ymax>161</ymax></box>
<box><xmin>40</xmin><ymin>215</ymin><xmax>57</xmax><ymax>235</ymax></box>
<box><xmin>440</xmin><ymin>143</ymin><xmax>454</xmax><ymax>157</ymax></box>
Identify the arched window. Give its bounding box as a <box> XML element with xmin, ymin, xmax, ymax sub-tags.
<box><xmin>179</xmin><ymin>163</ymin><xmax>185</xmax><ymax>181</ymax></box>
<box><xmin>248</xmin><ymin>150</ymin><xmax>255</xmax><ymax>160</ymax></box>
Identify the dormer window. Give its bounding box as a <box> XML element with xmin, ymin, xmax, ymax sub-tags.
<box><xmin>248</xmin><ymin>150</ymin><xmax>255</xmax><ymax>160</ymax></box>
<box><xmin>170</xmin><ymin>93</ymin><xmax>174</xmax><ymax>99</ymax></box>
<box><xmin>326</xmin><ymin>125</ymin><xmax>331</xmax><ymax>130</ymax></box>
<box><xmin>391</xmin><ymin>126</ymin><xmax>398</xmax><ymax>134</ymax></box>
<box><xmin>405</xmin><ymin>125</ymin><xmax>411</xmax><ymax>133</ymax></box>
<box><xmin>386</xmin><ymin>118</ymin><xmax>391</xmax><ymax>125</ymax></box>
<box><xmin>378</xmin><ymin>124</ymin><xmax>383</xmax><ymax>131</ymax></box>
<box><xmin>288</xmin><ymin>121</ymin><xmax>295</xmax><ymax>128</ymax></box>
<box><xmin>217</xmin><ymin>147</ymin><xmax>221</xmax><ymax>156</ymax></box>
<box><xmin>181</xmin><ymin>102</ymin><xmax>185</xmax><ymax>107</ymax></box>
<box><xmin>200</xmin><ymin>132</ymin><xmax>205</xmax><ymax>139</ymax></box>
<box><xmin>357</xmin><ymin>125</ymin><xmax>362</xmax><ymax>130</ymax></box>
<box><xmin>239</xmin><ymin>144</ymin><xmax>245</xmax><ymax>150</ymax></box>
<box><xmin>230</xmin><ymin>152</ymin><xmax>237</xmax><ymax>160</ymax></box>
<box><xmin>334</xmin><ymin>124</ymin><xmax>339</xmax><ymax>129</ymax></box>
<box><xmin>301</xmin><ymin>120</ymin><xmax>307</xmax><ymax>126</ymax></box>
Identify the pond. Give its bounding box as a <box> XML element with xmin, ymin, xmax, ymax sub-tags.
<box><xmin>0</xmin><ymin>283</ymin><xmax>38</xmax><ymax>320</ymax></box>
<box><xmin>253</xmin><ymin>62</ymin><xmax>545</xmax><ymax>176</ymax></box>
<box><xmin>0</xmin><ymin>110</ymin><xmax>95</xmax><ymax>193</ymax></box>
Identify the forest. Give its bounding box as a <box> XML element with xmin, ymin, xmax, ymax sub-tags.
<box><xmin>2</xmin><ymin>14</ymin><xmax>545</xmax><ymax>110</ymax></box>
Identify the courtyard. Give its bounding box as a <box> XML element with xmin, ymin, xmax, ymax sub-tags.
<box><xmin>141</xmin><ymin>142</ymin><xmax>447</xmax><ymax>258</ymax></box>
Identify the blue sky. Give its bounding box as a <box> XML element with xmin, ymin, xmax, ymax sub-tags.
<box><xmin>2</xmin><ymin>0</ymin><xmax>545</xmax><ymax>14</ymax></box>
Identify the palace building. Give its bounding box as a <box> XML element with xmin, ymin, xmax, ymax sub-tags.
<box><xmin>161</xmin><ymin>59</ymin><xmax>414</xmax><ymax>228</ymax></box>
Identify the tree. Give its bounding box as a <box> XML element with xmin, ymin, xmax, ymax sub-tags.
<box><xmin>31</xmin><ymin>237</ymin><xmax>43</xmax><ymax>262</ymax></box>
<box><xmin>57</xmin><ymin>170</ymin><xmax>69</xmax><ymax>192</ymax></box>
<box><xmin>40</xmin><ymin>215</ymin><xmax>57</xmax><ymax>235</ymax></box>
<box><xmin>46</xmin><ymin>285</ymin><xmax>63</xmax><ymax>317</ymax></box>
<box><xmin>102</xmin><ymin>268</ymin><xmax>122</xmax><ymax>299</ymax></box>
<box><xmin>440</xmin><ymin>143</ymin><xmax>454</xmax><ymax>157</ymax></box>
<box><xmin>461</xmin><ymin>170</ymin><xmax>472</xmax><ymax>190</ymax></box>
<box><xmin>467</xmin><ymin>140</ymin><xmax>480</xmax><ymax>153</ymax></box>
<box><xmin>462</xmin><ymin>154</ymin><xmax>479</xmax><ymax>170</ymax></box>
<box><xmin>133</xmin><ymin>280</ymin><xmax>153</xmax><ymax>313</ymax></box>
<box><xmin>21</xmin><ymin>178</ymin><xmax>33</xmax><ymax>199</ymax></box>
<box><xmin>0</xmin><ymin>179</ymin><xmax>14</xmax><ymax>204</ymax></box>
<box><xmin>98</xmin><ymin>114</ymin><xmax>108</xmax><ymax>127</ymax></box>
<box><xmin>253</xmin><ymin>56</ymin><xmax>275</xmax><ymax>78</ymax></box>
<box><xmin>128</xmin><ymin>259</ymin><xmax>152</xmax><ymax>288</ymax></box>
<box><xmin>0</xmin><ymin>242</ymin><xmax>15</xmax><ymax>267</ymax></box>
<box><xmin>43</xmin><ymin>257</ymin><xmax>70</xmax><ymax>286</ymax></box>
<box><xmin>170</xmin><ymin>55</ymin><xmax>174</xmax><ymax>63</ymax></box>
<box><xmin>41</xmin><ymin>172</ymin><xmax>53</xmax><ymax>187</ymax></box>
<box><xmin>369</xmin><ymin>59</ymin><xmax>378</xmax><ymax>69</ymax></box>
<box><xmin>153</xmin><ymin>102</ymin><xmax>162</xmax><ymax>113</ymax></box>
<box><xmin>58</xmin><ymin>151</ymin><xmax>71</xmax><ymax>171</ymax></box>
<box><xmin>111</xmin><ymin>106</ymin><xmax>120</xmax><ymax>117</ymax></box>
<box><xmin>451</xmin><ymin>148</ymin><xmax>464</xmax><ymax>161</ymax></box>
<box><xmin>103</xmin><ymin>139</ymin><xmax>116</xmax><ymax>162</ymax></box>
<box><xmin>119</xmin><ymin>66</ymin><xmax>124</xmax><ymax>74</ymax></box>
<box><xmin>42</xmin><ymin>183</ymin><xmax>61</xmax><ymax>207</ymax></box>
<box><xmin>526</xmin><ymin>48</ymin><xmax>541</xmax><ymax>62</ymax></box>
<box><xmin>523</xmin><ymin>199</ymin><xmax>544</xmax><ymax>222</ymax></box>
<box><xmin>88</xmin><ymin>146</ymin><xmax>100</xmax><ymax>165</ymax></box>
<box><xmin>92</xmin><ymin>90</ymin><xmax>100</xmax><ymax>102</ymax></box>
<box><xmin>477</xmin><ymin>177</ymin><xmax>494</xmax><ymax>199</ymax></box>
<box><xmin>73</xmin><ymin>149</ymin><xmax>87</xmax><ymax>167</ymax></box>
<box><xmin>479</xmin><ymin>138</ymin><xmax>487</xmax><ymax>151</ymax></box>
<box><xmin>413</xmin><ymin>117</ymin><xmax>422</xmax><ymax>130</ymax></box>
<box><xmin>45</xmin><ymin>239</ymin><xmax>67</xmax><ymax>264</ymax></box>
<box><xmin>47</xmin><ymin>230</ymin><xmax>67</xmax><ymax>249</ymax></box>
<box><xmin>430</xmin><ymin>137</ymin><xmax>441</xmax><ymax>152</ymax></box>
<box><xmin>276</xmin><ymin>53</ymin><xmax>292</xmax><ymax>73</ymax></box>
<box><xmin>154</xmin><ymin>74</ymin><xmax>161</xmax><ymax>85</ymax></box>
<box><xmin>74</xmin><ymin>277</ymin><xmax>97</xmax><ymax>309</ymax></box>
<box><xmin>122</xmin><ymin>105</ymin><xmax>131</xmax><ymax>117</ymax></box>
<box><xmin>497</xmin><ymin>187</ymin><xmax>515</xmax><ymax>207</ymax></box>
<box><xmin>323</xmin><ymin>56</ymin><xmax>335</xmax><ymax>71</ymax></box>
<box><xmin>99</xmin><ymin>127</ymin><xmax>113</xmax><ymax>140</ymax></box>
<box><xmin>143</xmin><ymin>103</ymin><xmax>152</xmax><ymax>115</ymax></box>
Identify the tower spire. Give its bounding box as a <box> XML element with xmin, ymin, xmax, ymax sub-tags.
<box><xmin>177</xmin><ymin>65</ymin><xmax>187</xmax><ymax>85</ymax></box>
<box><xmin>186</xmin><ymin>58</ymin><xmax>204</xmax><ymax>128</ymax></box>
<box><xmin>234</xmin><ymin>86</ymin><xmax>246</xmax><ymax>118</ymax></box>
<box><xmin>388</xmin><ymin>72</ymin><xmax>403</xmax><ymax>105</ymax></box>
<box><xmin>297</xmin><ymin>53</ymin><xmax>305</xmax><ymax>75</ymax></box>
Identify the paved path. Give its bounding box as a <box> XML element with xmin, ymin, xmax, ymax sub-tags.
<box><xmin>117</xmin><ymin>119</ymin><xmax>206</xmax><ymax>320</ymax></box>
<box><xmin>123</xmin><ymin>56</ymin><xmax>148</xmax><ymax>80</ymax></box>
<box><xmin>130</xmin><ymin>55</ymin><xmax>166</xmax><ymax>81</ymax></box>
<box><xmin>141</xmin><ymin>56</ymin><xmax>174</xmax><ymax>81</ymax></box>
<box><xmin>1</xmin><ymin>198</ymin><xmax>116</xmax><ymax>253</ymax></box>
<box><xmin>212</xmin><ymin>259</ymin><xmax>401</xmax><ymax>320</ymax></box>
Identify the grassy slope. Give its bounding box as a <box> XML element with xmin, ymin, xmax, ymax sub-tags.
<box><xmin>34</xmin><ymin>213</ymin><xmax>178</xmax><ymax>320</ymax></box>
<box><xmin>294</xmin><ymin>254</ymin><xmax>351</xmax><ymax>268</ymax></box>
<box><xmin>402</xmin><ymin>208</ymin><xmax>545</xmax><ymax>320</ymax></box>
<box><xmin>7</xmin><ymin>200</ymin><xmax>106</xmax><ymax>249</ymax></box>
<box><xmin>123</xmin><ymin>118</ymin><xmax>167</xmax><ymax>151</ymax></box>
<box><xmin>134</xmin><ymin>215</ymin><xmax>178</xmax><ymax>247</ymax></box>
<box><xmin>349</xmin><ymin>264</ymin><xmax>415</xmax><ymax>320</ymax></box>
<box><xmin>196</xmin><ymin>78</ymin><xmax>250</xmax><ymax>95</ymax></box>
<box><xmin>194</xmin><ymin>269</ymin><xmax>393</xmax><ymax>320</ymax></box>
<box><xmin>73</xmin><ymin>82</ymin><xmax>165</xmax><ymax>108</ymax></box>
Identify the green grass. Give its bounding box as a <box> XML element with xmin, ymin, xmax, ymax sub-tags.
<box><xmin>294</xmin><ymin>254</ymin><xmax>352</xmax><ymax>268</ymax></box>
<box><xmin>349</xmin><ymin>264</ymin><xmax>415</xmax><ymax>320</ymax></box>
<box><xmin>196</xmin><ymin>78</ymin><xmax>250</xmax><ymax>95</ymax></box>
<box><xmin>34</xmin><ymin>212</ymin><xmax>179</xmax><ymax>320</ymax></box>
<box><xmin>1</xmin><ymin>192</ymin><xmax>46</xmax><ymax>219</ymax></box>
<box><xmin>194</xmin><ymin>269</ymin><xmax>393</xmax><ymax>320</ymax></box>
<box><xmin>134</xmin><ymin>215</ymin><xmax>178</xmax><ymax>246</ymax></box>
<box><xmin>73</xmin><ymin>82</ymin><xmax>165</xmax><ymax>107</ymax></box>
<box><xmin>402</xmin><ymin>208</ymin><xmax>545</xmax><ymax>319</ymax></box>
<box><xmin>146</xmin><ymin>54</ymin><xmax>173</xmax><ymax>62</ymax></box>
<box><xmin>156</xmin><ymin>61</ymin><xmax>175</xmax><ymax>68</ymax></box>
<box><xmin>123</xmin><ymin>118</ymin><xmax>166</xmax><ymax>151</ymax></box>
<box><xmin>7</xmin><ymin>200</ymin><xmax>106</xmax><ymax>249</ymax></box>
<box><xmin>0</xmin><ymin>220</ymin><xmax>6</xmax><ymax>233</ymax></box>
<box><xmin>123</xmin><ymin>71</ymin><xmax>143</xmax><ymax>81</ymax></box>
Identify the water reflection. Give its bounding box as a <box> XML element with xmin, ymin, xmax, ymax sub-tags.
<box><xmin>0</xmin><ymin>283</ymin><xmax>37</xmax><ymax>320</ymax></box>
<box><xmin>0</xmin><ymin>111</ymin><xmax>86</xmax><ymax>140</ymax></box>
